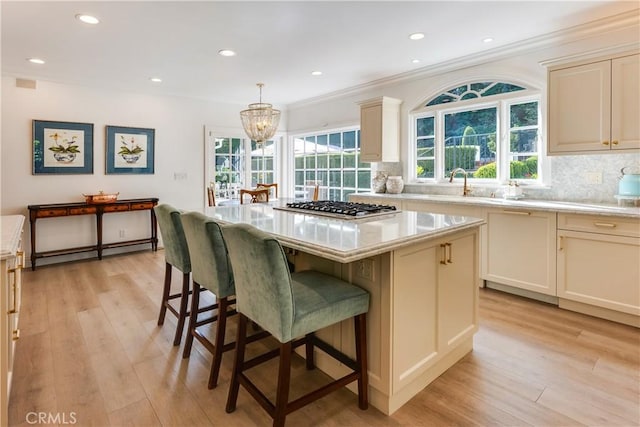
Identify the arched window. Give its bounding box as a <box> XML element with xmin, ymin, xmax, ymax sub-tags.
<box><xmin>412</xmin><ymin>80</ymin><xmax>541</xmax><ymax>185</ymax></box>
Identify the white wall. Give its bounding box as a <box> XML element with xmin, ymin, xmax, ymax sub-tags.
<box><xmin>1</xmin><ymin>78</ymin><xmax>250</xmax><ymax>266</ymax></box>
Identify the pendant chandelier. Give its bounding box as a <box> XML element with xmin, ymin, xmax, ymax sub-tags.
<box><xmin>240</xmin><ymin>83</ymin><xmax>281</xmax><ymax>144</ymax></box>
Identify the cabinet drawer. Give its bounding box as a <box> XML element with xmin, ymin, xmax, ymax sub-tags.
<box><xmin>558</xmin><ymin>213</ymin><xmax>640</xmax><ymax>237</ymax></box>
<box><xmin>103</xmin><ymin>204</ymin><xmax>130</xmax><ymax>212</ymax></box>
<box><xmin>131</xmin><ymin>202</ymin><xmax>155</xmax><ymax>210</ymax></box>
<box><xmin>36</xmin><ymin>208</ymin><xmax>68</xmax><ymax>217</ymax></box>
<box><xmin>69</xmin><ymin>206</ymin><xmax>97</xmax><ymax>215</ymax></box>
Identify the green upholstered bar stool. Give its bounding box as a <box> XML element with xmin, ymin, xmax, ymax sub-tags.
<box><xmin>154</xmin><ymin>204</ymin><xmax>192</xmax><ymax>346</ymax></box>
<box><xmin>221</xmin><ymin>223</ymin><xmax>370</xmax><ymax>427</ymax></box>
<box><xmin>179</xmin><ymin>211</ymin><xmax>238</xmax><ymax>389</ymax></box>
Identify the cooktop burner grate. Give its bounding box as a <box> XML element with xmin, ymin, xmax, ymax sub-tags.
<box><xmin>277</xmin><ymin>200</ymin><xmax>399</xmax><ymax>219</ymax></box>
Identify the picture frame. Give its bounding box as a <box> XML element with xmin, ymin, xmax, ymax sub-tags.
<box><xmin>106</xmin><ymin>125</ymin><xmax>155</xmax><ymax>174</ymax></box>
<box><xmin>32</xmin><ymin>120</ymin><xmax>94</xmax><ymax>174</ymax></box>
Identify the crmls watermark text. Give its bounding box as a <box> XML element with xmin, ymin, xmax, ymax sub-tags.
<box><xmin>26</xmin><ymin>412</ymin><xmax>77</xmax><ymax>425</ymax></box>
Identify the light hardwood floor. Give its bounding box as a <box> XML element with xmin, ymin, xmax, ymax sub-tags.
<box><xmin>9</xmin><ymin>250</ymin><xmax>640</xmax><ymax>426</ymax></box>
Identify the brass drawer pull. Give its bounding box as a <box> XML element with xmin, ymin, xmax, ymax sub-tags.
<box><xmin>612</xmin><ymin>140</ymin><xmax>619</xmax><ymax>145</ymax></box>
<box><xmin>502</xmin><ymin>210</ymin><xmax>532</xmax><ymax>216</ymax></box>
<box><xmin>602</xmin><ymin>140</ymin><xmax>610</xmax><ymax>146</ymax></box>
<box><xmin>594</xmin><ymin>222</ymin><xmax>616</xmax><ymax>228</ymax></box>
<box><xmin>17</xmin><ymin>250</ymin><xmax>24</xmax><ymax>269</ymax></box>
<box><xmin>12</xmin><ymin>329</ymin><xmax>20</xmax><ymax>341</ymax></box>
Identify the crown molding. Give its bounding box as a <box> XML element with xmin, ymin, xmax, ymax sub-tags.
<box><xmin>287</xmin><ymin>8</ymin><xmax>640</xmax><ymax>110</ymax></box>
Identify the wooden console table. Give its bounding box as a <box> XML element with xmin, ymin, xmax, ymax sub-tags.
<box><xmin>27</xmin><ymin>198</ymin><xmax>159</xmax><ymax>270</ymax></box>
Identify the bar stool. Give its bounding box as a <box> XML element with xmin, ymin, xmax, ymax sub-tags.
<box><xmin>179</xmin><ymin>211</ymin><xmax>236</xmax><ymax>388</ymax></box>
<box><xmin>221</xmin><ymin>223</ymin><xmax>370</xmax><ymax>427</ymax></box>
<box><xmin>180</xmin><ymin>212</ymin><xmax>270</xmax><ymax>388</ymax></box>
<box><xmin>154</xmin><ymin>204</ymin><xmax>191</xmax><ymax>346</ymax></box>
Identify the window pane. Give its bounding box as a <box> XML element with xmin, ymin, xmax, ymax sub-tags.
<box><xmin>329</xmin><ymin>154</ymin><xmax>341</xmax><ymax>169</ymax></box>
<box><xmin>444</xmin><ymin>107</ymin><xmax>497</xmax><ymax>179</ymax></box>
<box><xmin>329</xmin><ymin>170</ymin><xmax>341</xmax><ymax>187</ymax></box>
<box><xmin>343</xmin><ymin>153</ymin><xmax>356</xmax><ymax>168</ymax></box>
<box><xmin>231</xmin><ymin>138</ymin><xmax>242</xmax><ymax>154</ymax></box>
<box><xmin>511</xmin><ymin>102</ymin><xmax>538</xmax><ymax>127</ymax></box>
<box><xmin>343</xmin><ymin>131</ymin><xmax>356</xmax><ymax>150</ymax></box>
<box><xmin>343</xmin><ymin>171</ymin><xmax>356</xmax><ymax>188</ymax></box>
<box><xmin>305</xmin><ymin>155</ymin><xmax>316</xmax><ymax>169</ymax></box>
<box><xmin>295</xmin><ymin>155</ymin><xmax>304</xmax><ymax>169</ymax></box>
<box><xmin>295</xmin><ymin>171</ymin><xmax>304</xmax><ymax>186</ymax></box>
<box><xmin>417</xmin><ymin>159</ymin><xmax>434</xmax><ymax>178</ymax></box>
<box><xmin>305</xmin><ymin>171</ymin><xmax>316</xmax><ymax>182</ymax></box>
<box><xmin>417</xmin><ymin>117</ymin><xmax>434</xmax><ymax>137</ymax></box>
<box><xmin>357</xmin><ymin>170</ymin><xmax>371</xmax><ymax>189</ymax></box>
<box><xmin>317</xmin><ymin>154</ymin><xmax>328</xmax><ymax>168</ymax></box>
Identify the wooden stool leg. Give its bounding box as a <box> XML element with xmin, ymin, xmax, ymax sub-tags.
<box><xmin>305</xmin><ymin>333</ymin><xmax>315</xmax><ymax>370</ymax></box>
<box><xmin>355</xmin><ymin>313</ymin><xmax>368</xmax><ymax>410</ymax></box>
<box><xmin>182</xmin><ymin>281</ymin><xmax>201</xmax><ymax>358</ymax></box>
<box><xmin>173</xmin><ymin>272</ymin><xmax>190</xmax><ymax>346</ymax></box>
<box><xmin>226</xmin><ymin>313</ymin><xmax>248</xmax><ymax>413</ymax></box>
<box><xmin>157</xmin><ymin>263</ymin><xmax>172</xmax><ymax>325</ymax></box>
<box><xmin>274</xmin><ymin>341</ymin><xmax>292</xmax><ymax>427</ymax></box>
<box><xmin>208</xmin><ymin>297</ymin><xmax>229</xmax><ymax>389</ymax></box>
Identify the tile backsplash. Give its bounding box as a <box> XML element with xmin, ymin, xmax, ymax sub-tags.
<box><xmin>381</xmin><ymin>152</ymin><xmax>640</xmax><ymax>204</ymax></box>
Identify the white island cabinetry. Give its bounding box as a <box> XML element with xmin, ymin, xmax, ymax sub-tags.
<box><xmin>208</xmin><ymin>203</ymin><xmax>482</xmax><ymax>415</ymax></box>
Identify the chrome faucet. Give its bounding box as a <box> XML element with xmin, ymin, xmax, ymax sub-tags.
<box><xmin>449</xmin><ymin>168</ymin><xmax>472</xmax><ymax>196</ymax></box>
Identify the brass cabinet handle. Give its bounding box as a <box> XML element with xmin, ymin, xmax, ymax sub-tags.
<box><xmin>502</xmin><ymin>210</ymin><xmax>532</xmax><ymax>216</ymax></box>
<box><xmin>612</xmin><ymin>140</ymin><xmax>619</xmax><ymax>145</ymax></box>
<box><xmin>440</xmin><ymin>243</ymin><xmax>453</xmax><ymax>264</ymax></box>
<box><xmin>602</xmin><ymin>140</ymin><xmax>610</xmax><ymax>146</ymax></box>
<box><xmin>7</xmin><ymin>269</ymin><xmax>18</xmax><ymax>314</ymax></box>
<box><xmin>12</xmin><ymin>329</ymin><xmax>20</xmax><ymax>341</ymax></box>
<box><xmin>17</xmin><ymin>250</ymin><xmax>24</xmax><ymax>269</ymax></box>
<box><xmin>594</xmin><ymin>222</ymin><xmax>616</xmax><ymax>228</ymax></box>
<box><xmin>558</xmin><ymin>236</ymin><xmax>563</xmax><ymax>252</ymax></box>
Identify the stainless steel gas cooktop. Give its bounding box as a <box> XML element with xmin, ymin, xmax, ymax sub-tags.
<box><xmin>274</xmin><ymin>200</ymin><xmax>399</xmax><ymax>220</ymax></box>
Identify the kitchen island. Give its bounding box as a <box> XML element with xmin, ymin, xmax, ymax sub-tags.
<box><xmin>206</xmin><ymin>202</ymin><xmax>484</xmax><ymax>415</ymax></box>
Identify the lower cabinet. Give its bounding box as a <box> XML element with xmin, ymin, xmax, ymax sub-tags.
<box><xmin>1</xmin><ymin>215</ymin><xmax>25</xmax><ymax>427</ymax></box>
<box><xmin>482</xmin><ymin>208</ymin><xmax>557</xmax><ymax>296</ymax></box>
<box><xmin>392</xmin><ymin>229</ymin><xmax>479</xmax><ymax>392</ymax></box>
<box><xmin>557</xmin><ymin>213</ymin><xmax>640</xmax><ymax>325</ymax></box>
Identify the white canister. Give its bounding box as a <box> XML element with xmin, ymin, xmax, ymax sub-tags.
<box><xmin>386</xmin><ymin>176</ymin><xmax>404</xmax><ymax>194</ymax></box>
<box><xmin>371</xmin><ymin>171</ymin><xmax>388</xmax><ymax>193</ymax></box>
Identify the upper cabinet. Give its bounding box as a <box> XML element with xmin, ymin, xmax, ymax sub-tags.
<box><xmin>358</xmin><ymin>96</ymin><xmax>402</xmax><ymax>162</ymax></box>
<box><xmin>548</xmin><ymin>52</ymin><xmax>639</xmax><ymax>154</ymax></box>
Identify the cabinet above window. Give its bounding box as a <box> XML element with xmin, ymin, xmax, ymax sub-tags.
<box><xmin>547</xmin><ymin>52</ymin><xmax>639</xmax><ymax>155</ymax></box>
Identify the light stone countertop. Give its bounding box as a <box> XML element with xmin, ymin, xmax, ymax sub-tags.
<box><xmin>205</xmin><ymin>202</ymin><xmax>484</xmax><ymax>263</ymax></box>
<box><xmin>351</xmin><ymin>193</ymin><xmax>640</xmax><ymax>219</ymax></box>
<box><xmin>1</xmin><ymin>215</ymin><xmax>25</xmax><ymax>260</ymax></box>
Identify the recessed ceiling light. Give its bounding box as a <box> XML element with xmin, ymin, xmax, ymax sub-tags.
<box><xmin>150</xmin><ymin>77</ymin><xmax>162</xmax><ymax>83</ymax></box>
<box><xmin>311</xmin><ymin>71</ymin><xmax>323</xmax><ymax>76</ymax></box>
<box><xmin>218</xmin><ymin>49</ymin><xmax>236</xmax><ymax>57</ymax></box>
<box><xmin>411</xmin><ymin>59</ymin><xmax>421</xmax><ymax>64</ymax></box>
<box><xmin>28</xmin><ymin>58</ymin><xmax>45</xmax><ymax>64</ymax></box>
<box><xmin>409</xmin><ymin>32</ymin><xmax>425</xmax><ymax>40</ymax></box>
<box><xmin>483</xmin><ymin>37</ymin><xmax>494</xmax><ymax>43</ymax></box>
<box><xmin>75</xmin><ymin>14</ymin><xmax>100</xmax><ymax>24</ymax></box>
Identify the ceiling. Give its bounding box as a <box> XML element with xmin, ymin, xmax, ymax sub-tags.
<box><xmin>2</xmin><ymin>1</ymin><xmax>639</xmax><ymax>107</ymax></box>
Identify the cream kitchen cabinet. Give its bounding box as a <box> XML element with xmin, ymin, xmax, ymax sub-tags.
<box><xmin>557</xmin><ymin>213</ymin><xmax>640</xmax><ymax>327</ymax></box>
<box><xmin>358</xmin><ymin>96</ymin><xmax>402</xmax><ymax>162</ymax></box>
<box><xmin>393</xmin><ymin>228</ymin><xmax>479</xmax><ymax>392</ymax></box>
<box><xmin>548</xmin><ymin>52</ymin><xmax>639</xmax><ymax>154</ymax></box>
<box><xmin>1</xmin><ymin>215</ymin><xmax>25</xmax><ymax>427</ymax></box>
<box><xmin>482</xmin><ymin>208</ymin><xmax>557</xmax><ymax>296</ymax></box>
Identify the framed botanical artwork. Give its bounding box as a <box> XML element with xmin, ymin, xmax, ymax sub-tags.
<box><xmin>106</xmin><ymin>125</ymin><xmax>155</xmax><ymax>174</ymax></box>
<box><xmin>32</xmin><ymin>120</ymin><xmax>94</xmax><ymax>174</ymax></box>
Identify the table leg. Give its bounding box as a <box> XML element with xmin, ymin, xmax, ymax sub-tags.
<box><xmin>96</xmin><ymin>212</ymin><xmax>103</xmax><ymax>260</ymax></box>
